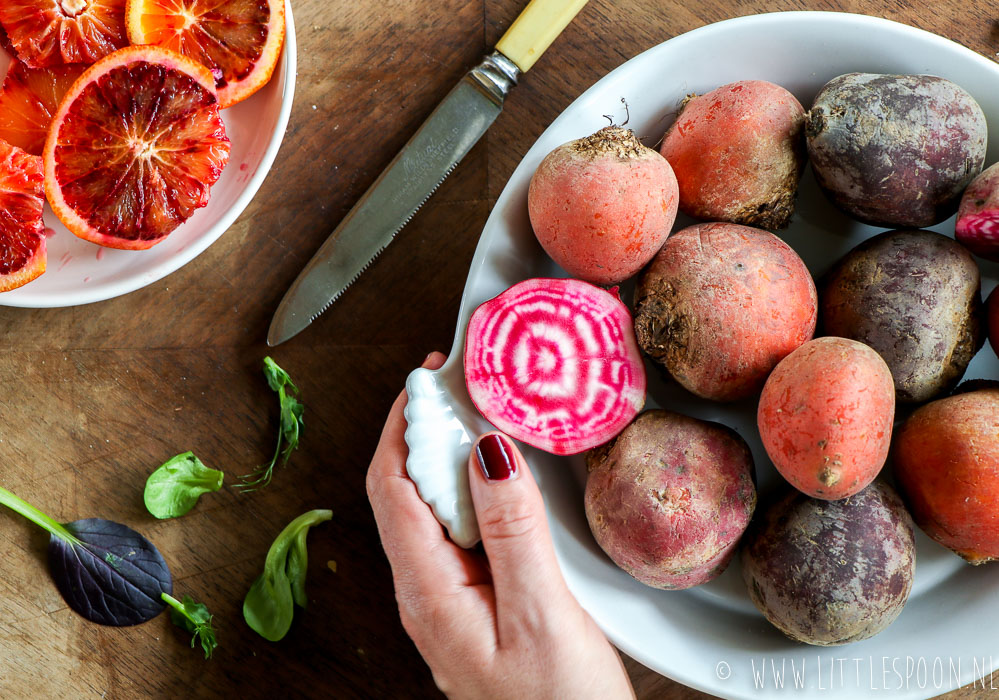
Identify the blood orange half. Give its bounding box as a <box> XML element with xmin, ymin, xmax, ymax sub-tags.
<box><xmin>0</xmin><ymin>0</ymin><xmax>128</xmax><ymax>68</ymax></box>
<box><xmin>44</xmin><ymin>45</ymin><xmax>231</xmax><ymax>249</ymax></box>
<box><xmin>0</xmin><ymin>62</ymin><xmax>86</xmax><ymax>156</ymax></box>
<box><xmin>0</xmin><ymin>139</ymin><xmax>46</xmax><ymax>292</ymax></box>
<box><xmin>125</xmin><ymin>0</ymin><xmax>285</xmax><ymax>109</ymax></box>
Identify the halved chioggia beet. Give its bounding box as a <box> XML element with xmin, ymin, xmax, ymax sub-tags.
<box><xmin>956</xmin><ymin>162</ymin><xmax>999</xmax><ymax>261</ymax></box>
<box><xmin>464</xmin><ymin>278</ymin><xmax>646</xmax><ymax>455</ymax></box>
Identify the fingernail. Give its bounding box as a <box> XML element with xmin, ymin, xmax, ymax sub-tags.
<box><xmin>475</xmin><ymin>434</ymin><xmax>517</xmax><ymax>481</ymax></box>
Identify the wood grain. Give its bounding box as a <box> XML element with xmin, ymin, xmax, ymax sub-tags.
<box><xmin>0</xmin><ymin>0</ymin><xmax>995</xmax><ymax>698</ymax></box>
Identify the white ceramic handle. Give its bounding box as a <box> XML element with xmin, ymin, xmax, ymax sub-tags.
<box><xmin>404</xmin><ymin>359</ymin><xmax>485</xmax><ymax>548</ymax></box>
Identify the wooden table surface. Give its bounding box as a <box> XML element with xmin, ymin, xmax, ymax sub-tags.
<box><xmin>1</xmin><ymin>0</ymin><xmax>997</xmax><ymax>697</ymax></box>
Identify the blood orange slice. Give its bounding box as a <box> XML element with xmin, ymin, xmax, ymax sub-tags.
<box><xmin>44</xmin><ymin>45</ymin><xmax>230</xmax><ymax>249</ymax></box>
<box><xmin>125</xmin><ymin>0</ymin><xmax>285</xmax><ymax>109</ymax></box>
<box><xmin>0</xmin><ymin>0</ymin><xmax>128</xmax><ymax>68</ymax></box>
<box><xmin>0</xmin><ymin>62</ymin><xmax>86</xmax><ymax>156</ymax></box>
<box><xmin>0</xmin><ymin>139</ymin><xmax>46</xmax><ymax>291</ymax></box>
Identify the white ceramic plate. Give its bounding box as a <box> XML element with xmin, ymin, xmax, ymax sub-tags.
<box><xmin>404</xmin><ymin>11</ymin><xmax>999</xmax><ymax>699</ymax></box>
<box><xmin>0</xmin><ymin>1</ymin><xmax>296</xmax><ymax>308</ymax></box>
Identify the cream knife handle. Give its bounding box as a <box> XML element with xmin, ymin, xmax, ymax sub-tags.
<box><xmin>495</xmin><ymin>0</ymin><xmax>589</xmax><ymax>73</ymax></box>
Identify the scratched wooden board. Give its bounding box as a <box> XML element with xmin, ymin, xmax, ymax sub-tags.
<box><xmin>0</xmin><ymin>0</ymin><xmax>995</xmax><ymax>697</ymax></box>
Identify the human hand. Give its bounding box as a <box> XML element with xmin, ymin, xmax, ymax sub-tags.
<box><xmin>367</xmin><ymin>352</ymin><xmax>635</xmax><ymax>699</ymax></box>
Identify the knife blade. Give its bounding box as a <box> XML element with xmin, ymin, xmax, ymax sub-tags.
<box><xmin>268</xmin><ymin>0</ymin><xmax>590</xmax><ymax>346</ymax></box>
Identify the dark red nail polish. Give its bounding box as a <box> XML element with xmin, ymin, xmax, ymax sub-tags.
<box><xmin>476</xmin><ymin>434</ymin><xmax>516</xmax><ymax>481</ymax></box>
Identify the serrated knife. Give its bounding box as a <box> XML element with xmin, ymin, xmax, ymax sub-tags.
<box><xmin>267</xmin><ymin>0</ymin><xmax>590</xmax><ymax>346</ymax></box>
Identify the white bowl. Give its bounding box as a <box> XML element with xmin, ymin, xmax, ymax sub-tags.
<box><xmin>404</xmin><ymin>11</ymin><xmax>999</xmax><ymax>699</ymax></box>
<box><xmin>0</xmin><ymin>0</ymin><xmax>297</xmax><ymax>307</ymax></box>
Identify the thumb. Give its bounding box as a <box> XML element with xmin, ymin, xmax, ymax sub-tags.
<box><xmin>467</xmin><ymin>431</ymin><xmax>569</xmax><ymax>620</ymax></box>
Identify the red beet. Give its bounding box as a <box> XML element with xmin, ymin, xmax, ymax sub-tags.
<box><xmin>741</xmin><ymin>481</ymin><xmax>915</xmax><ymax>645</ymax></box>
<box><xmin>585</xmin><ymin>410</ymin><xmax>756</xmax><ymax>590</ymax></box>
<box><xmin>821</xmin><ymin>229</ymin><xmax>984</xmax><ymax>403</ymax></box>
<box><xmin>956</xmin><ymin>162</ymin><xmax>999</xmax><ymax>261</ymax></box>
<box><xmin>464</xmin><ymin>278</ymin><xmax>646</xmax><ymax>455</ymax></box>
<box><xmin>806</xmin><ymin>73</ymin><xmax>986</xmax><ymax>228</ymax></box>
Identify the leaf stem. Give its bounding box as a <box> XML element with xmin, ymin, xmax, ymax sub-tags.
<box><xmin>161</xmin><ymin>592</ymin><xmax>184</xmax><ymax>612</ymax></box>
<box><xmin>0</xmin><ymin>485</ymin><xmax>79</xmax><ymax>544</ymax></box>
<box><xmin>236</xmin><ymin>424</ymin><xmax>284</xmax><ymax>490</ymax></box>
<box><xmin>263</xmin><ymin>509</ymin><xmax>332</xmax><ymax>575</ymax></box>
<box><xmin>270</xmin><ymin>422</ymin><xmax>284</xmax><ymax>468</ymax></box>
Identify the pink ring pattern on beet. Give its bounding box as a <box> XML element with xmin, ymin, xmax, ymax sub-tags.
<box><xmin>956</xmin><ymin>213</ymin><xmax>999</xmax><ymax>255</ymax></box>
<box><xmin>464</xmin><ymin>278</ymin><xmax>646</xmax><ymax>455</ymax></box>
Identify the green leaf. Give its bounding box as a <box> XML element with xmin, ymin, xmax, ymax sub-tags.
<box><xmin>237</xmin><ymin>358</ymin><xmax>304</xmax><ymax>492</ymax></box>
<box><xmin>243</xmin><ymin>509</ymin><xmax>331</xmax><ymax>641</ymax></box>
<box><xmin>263</xmin><ymin>356</ymin><xmax>298</xmax><ymax>394</ymax></box>
<box><xmin>279</xmin><ymin>394</ymin><xmax>304</xmax><ymax>465</ymax></box>
<box><xmin>286</xmin><ymin>527</ymin><xmax>310</xmax><ymax>608</ymax></box>
<box><xmin>0</xmin><ymin>487</ymin><xmax>172</xmax><ymax>627</ymax></box>
<box><xmin>243</xmin><ymin>567</ymin><xmax>295</xmax><ymax>642</ymax></box>
<box><xmin>162</xmin><ymin>593</ymin><xmax>218</xmax><ymax>659</ymax></box>
<box><xmin>144</xmin><ymin>453</ymin><xmax>224</xmax><ymax>519</ymax></box>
